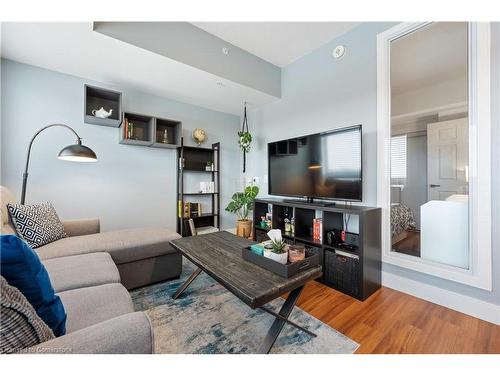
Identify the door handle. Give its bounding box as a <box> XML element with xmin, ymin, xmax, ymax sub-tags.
<box><xmin>429</xmin><ymin>184</ymin><xmax>441</xmax><ymax>188</ymax></box>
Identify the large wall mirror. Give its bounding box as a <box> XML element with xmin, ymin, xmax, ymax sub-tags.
<box><xmin>377</xmin><ymin>22</ymin><xmax>492</xmax><ymax>289</ymax></box>
<box><xmin>390</xmin><ymin>23</ymin><xmax>469</xmax><ymax>269</ymax></box>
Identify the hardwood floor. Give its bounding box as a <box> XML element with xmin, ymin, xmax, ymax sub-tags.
<box><xmin>296</xmin><ymin>282</ymin><xmax>500</xmax><ymax>353</ymax></box>
<box><xmin>392</xmin><ymin>230</ymin><xmax>421</xmax><ymax>257</ymax></box>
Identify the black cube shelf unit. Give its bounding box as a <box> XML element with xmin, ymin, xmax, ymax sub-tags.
<box><xmin>253</xmin><ymin>198</ymin><xmax>381</xmax><ymax>301</ymax></box>
<box><xmin>83</xmin><ymin>84</ymin><xmax>182</xmax><ymax>148</ymax></box>
<box><xmin>177</xmin><ymin>139</ymin><xmax>221</xmax><ymax>236</ymax></box>
<box><xmin>154</xmin><ymin>118</ymin><xmax>181</xmax><ymax>148</ymax></box>
<box><xmin>119</xmin><ymin>112</ymin><xmax>182</xmax><ymax>148</ymax></box>
<box><xmin>84</xmin><ymin>84</ymin><xmax>122</xmax><ymax>127</ymax></box>
<box><xmin>120</xmin><ymin>112</ymin><xmax>154</xmax><ymax>146</ymax></box>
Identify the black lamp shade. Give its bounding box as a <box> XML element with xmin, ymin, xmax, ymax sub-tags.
<box><xmin>58</xmin><ymin>144</ymin><xmax>97</xmax><ymax>162</ymax></box>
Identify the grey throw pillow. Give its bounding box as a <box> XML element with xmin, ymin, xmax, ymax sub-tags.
<box><xmin>0</xmin><ymin>276</ymin><xmax>55</xmax><ymax>354</ymax></box>
<box><xmin>7</xmin><ymin>201</ymin><xmax>66</xmax><ymax>248</ymax></box>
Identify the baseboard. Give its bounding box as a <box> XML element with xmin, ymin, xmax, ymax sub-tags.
<box><xmin>382</xmin><ymin>271</ymin><xmax>500</xmax><ymax>325</ymax></box>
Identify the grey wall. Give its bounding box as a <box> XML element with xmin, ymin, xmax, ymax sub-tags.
<box><xmin>246</xmin><ymin>22</ymin><xmax>395</xmax><ymax>205</ymax></box>
<box><xmin>1</xmin><ymin>59</ymin><xmax>241</xmax><ymax>231</ymax></box>
<box><xmin>246</xmin><ymin>22</ymin><xmax>500</xmax><ymax>306</ymax></box>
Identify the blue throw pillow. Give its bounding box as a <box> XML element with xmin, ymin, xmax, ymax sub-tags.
<box><xmin>0</xmin><ymin>235</ymin><xmax>66</xmax><ymax>336</ymax></box>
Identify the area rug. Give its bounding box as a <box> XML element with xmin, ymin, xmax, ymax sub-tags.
<box><xmin>131</xmin><ymin>260</ymin><xmax>359</xmax><ymax>354</ymax></box>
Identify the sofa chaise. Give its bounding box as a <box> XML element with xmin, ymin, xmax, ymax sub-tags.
<box><xmin>1</xmin><ymin>186</ymin><xmax>183</xmax><ymax>353</ymax></box>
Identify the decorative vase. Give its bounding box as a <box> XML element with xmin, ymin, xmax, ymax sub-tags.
<box><xmin>264</xmin><ymin>249</ymin><xmax>288</xmax><ymax>264</ymax></box>
<box><xmin>236</xmin><ymin>219</ymin><xmax>252</xmax><ymax>238</ymax></box>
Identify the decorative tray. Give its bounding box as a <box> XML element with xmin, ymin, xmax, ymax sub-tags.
<box><xmin>241</xmin><ymin>246</ymin><xmax>320</xmax><ymax>278</ymax></box>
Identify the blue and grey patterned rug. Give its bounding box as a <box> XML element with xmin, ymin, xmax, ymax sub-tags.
<box><xmin>131</xmin><ymin>260</ymin><xmax>359</xmax><ymax>354</ymax></box>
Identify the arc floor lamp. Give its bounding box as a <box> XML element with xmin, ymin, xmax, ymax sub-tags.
<box><xmin>21</xmin><ymin>123</ymin><xmax>97</xmax><ymax>204</ymax></box>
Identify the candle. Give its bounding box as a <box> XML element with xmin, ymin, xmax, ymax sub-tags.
<box><xmin>288</xmin><ymin>245</ymin><xmax>306</xmax><ymax>263</ymax></box>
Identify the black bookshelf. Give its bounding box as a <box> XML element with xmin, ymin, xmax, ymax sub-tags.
<box><xmin>177</xmin><ymin>138</ymin><xmax>220</xmax><ymax>236</ymax></box>
<box><xmin>253</xmin><ymin>198</ymin><xmax>381</xmax><ymax>301</ymax></box>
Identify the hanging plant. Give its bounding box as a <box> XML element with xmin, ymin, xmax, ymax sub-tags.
<box><xmin>238</xmin><ymin>130</ymin><xmax>252</xmax><ymax>153</ymax></box>
<box><xmin>239</xmin><ymin>103</ymin><xmax>252</xmax><ymax>173</ymax></box>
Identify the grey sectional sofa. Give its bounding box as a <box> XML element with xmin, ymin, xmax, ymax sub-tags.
<box><xmin>1</xmin><ymin>186</ymin><xmax>183</xmax><ymax>353</ymax></box>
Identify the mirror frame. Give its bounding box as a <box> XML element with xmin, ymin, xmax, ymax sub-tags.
<box><xmin>376</xmin><ymin>22</ymin><xmax>492</xmax><ymax>290</ymax></box>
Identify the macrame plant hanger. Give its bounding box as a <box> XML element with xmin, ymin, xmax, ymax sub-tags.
<box><xmin>241</xmin><ymin>103</ymin><xmax>249</xmax><ymax>173</ymax></box>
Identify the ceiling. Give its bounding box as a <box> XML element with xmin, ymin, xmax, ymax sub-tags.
<box><xmin>391</xmin><ymin>22</ymin><xmax>468</xmax><ymax>95</ymax></box>
<box><xmin>192</xmin><ymin>22</ymin><xmax>359</xmax><ymax>67</ymax></box>
<box><xmin>0</xmin><ymin>22</ymin><xmax>277</xmax><ymax>115</ymax></box>
<box><xmin>1</xmin><ymin>22</ymin><xmax>359</xmax><ymax>116</ymax></box>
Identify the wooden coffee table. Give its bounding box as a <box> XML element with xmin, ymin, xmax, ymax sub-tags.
<box><xmin>169</xmin><ymin>231</ymin><xmax>323</xmax><ymax>354</ymax></box>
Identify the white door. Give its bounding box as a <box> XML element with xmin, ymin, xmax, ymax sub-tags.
<box><xmin>427</xmin><ymin>118</ymin><xmax>468</xmax><ymax>201</ymax></box>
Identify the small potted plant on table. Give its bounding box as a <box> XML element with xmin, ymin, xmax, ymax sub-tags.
<box><xmin>225</xmin><ymin>185</ymin><xmax>259</xmax><ymax>238</ymax></box>
<box><xmin>264</xmin><ymin>229</ymin><xmax>289</xmax><ymax>264</ymax></box>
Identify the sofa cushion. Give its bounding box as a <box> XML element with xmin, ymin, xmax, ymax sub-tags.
<box><xmin>0</xmin><ymin>186</ymin><xmax>17</xmax><ymax>235</ymax></box>
<box><xmin>58</xmin><ymin>283</ymin><xmax>134</xmax><ymax>333</ymax></box>
<box><xmin>30</xmin><ymin>312</ymin><xmax>153</xmax><ymax>354</ymax></box>
<box><xmin>62</xmin><ymin>218</ymin><xmax>100</xmax><ymax>237</ymax></box>
<box><xmin>0</xmin><ymin>276</ymin><xmax>55</xmax><ymax>354</ymax></box>
<box><xmin>35</xmin><ymin>227</ymin><xmax>181</xmax><ymax>264</ymax></box>
<box><xmin>0</xmin><ymin>235</ymin><xmax>67</xmax><ymax>337</ymax></box>
<box><xmin>7</xmin><ymin>201</ymin><xmax>66</xmax><ymax>248</ymax></box>
<box><xmin>42</xmin><ymin>252</ymin><xmax>121</xmax><ymax>293</ymax></box>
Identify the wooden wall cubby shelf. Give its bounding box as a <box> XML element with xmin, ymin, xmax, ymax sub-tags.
<box><xmin>119</xmin><ymin>112</ymin><xmax>182</xmax><ymax>148</ymax></box>
<box><xmin>253</xmin><ymin>198</ymin><xmax>381</xmax><ymax>301</ymax></box>
<box><xmin>84</xmin><ymin>85</ymin><xmax>122</xmax><ymax>127</ymax></box>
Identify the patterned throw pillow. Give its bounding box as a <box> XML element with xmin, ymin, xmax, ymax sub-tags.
<box><xmin>7</xmin><ymin>202</ymin><xmax>66</xmax><ymax>248</ymax></box>
<box><xmin>0</xmin><ymin>276</ymin><xmax>55</xmax><ymax>354</ymax></box>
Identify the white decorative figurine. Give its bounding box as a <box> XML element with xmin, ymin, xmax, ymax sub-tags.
<box><xmin>91</xmin><ymin>107</ymin><xmax>113</xmax><ymax>119</ymax></box>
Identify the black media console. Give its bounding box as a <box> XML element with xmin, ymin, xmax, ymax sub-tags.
<box><xmin>252</xmin><ymin>198</ymin><xmax>381</xmax><ymax>301</ymax></box>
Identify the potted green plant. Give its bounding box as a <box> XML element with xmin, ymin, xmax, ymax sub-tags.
<box><xmin>264</xmin><ymin>229</ymin><xmax>288</xmax><ymax>264</ymax></box>
<box><xmin>238</xmin><ymin>130</ymin><xmax>252</xmax><ymax>153</ymax></box>
<box><xmin>225</xmin><ymin>185</ymin><xmax>259</xmax><ymax>238</ymax></box>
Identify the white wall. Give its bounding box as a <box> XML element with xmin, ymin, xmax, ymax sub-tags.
<box><xmin>392</xmin><ymin>76</ymin><xmax>467</xmax><ymax>117</ymax></box>
<box><xmin>245</xmin><ymin>22</ymin><xmax>500</xmax><ymax>314</ymax></box>
<box><xmin>245</xmin><ymin>23</ymin><xmax>392</xmax><ymax>207</ymax></box>
<box><xmin>1</xmin><ymin>59</ymin><xmax>241</xmax><ymax>231</ymax></box>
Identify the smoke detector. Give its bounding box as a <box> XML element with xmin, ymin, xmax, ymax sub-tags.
<box><xmin>332</xmin><ymin>45</ymin><xmax>346</xmax><ymax>60</ymax></box>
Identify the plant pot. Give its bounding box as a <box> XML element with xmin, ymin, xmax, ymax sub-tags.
<box><xmin>236</xmin><ymin>219</ymin><xmax>252</xmax><ymax>238</ymax></box>
<box><xmin>264</xmin><ymin>249</ymin><xmax>289</xmax><ymax>265</ymax></box>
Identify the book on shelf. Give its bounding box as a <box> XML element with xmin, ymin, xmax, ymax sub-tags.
<box><xmin>178</xmin><ymin>201</ymin><xmax>202</xmax><ymax>218</ymax></box>
<box><xmin>313</xmin><ymin>218</ymin><xmax>323</xmax><ymax>241</ymax></box>
<box><xmin>189</xmin><ymin>202</ymin><xmax>202</xmax><ymax>217</ymax></box>
<box><xmin>123</xmin><ymin>118</ymin><xmax>129</xmax><ymax>139</ymax></box>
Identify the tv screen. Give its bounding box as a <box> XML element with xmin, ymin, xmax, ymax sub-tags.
<box><xmin>268</xmin><ymin>125</ymin><xmax>362</xmax><ymax>201</ymax></box>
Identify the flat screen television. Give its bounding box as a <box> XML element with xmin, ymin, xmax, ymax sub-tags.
<box><xmin>268</xmin><ymin>125</ymin><xmax>362</xmax><ymax>202</ymax></box>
